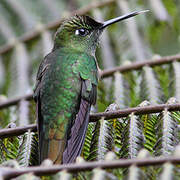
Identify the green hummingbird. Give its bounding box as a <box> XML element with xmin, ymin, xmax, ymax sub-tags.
<box><xmin>34</xmin><ymin>10</ymin><xmax>148</xmax><ymax>164</ymax></box>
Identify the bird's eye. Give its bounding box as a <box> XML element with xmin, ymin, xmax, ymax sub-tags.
<box><xmin>75</xmin><ymin>28</ymin><xmax>89</xmax><ymax>36</ymax></box>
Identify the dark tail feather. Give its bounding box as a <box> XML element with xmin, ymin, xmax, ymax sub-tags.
<box><xmin>36</xmin><ymin>97</ymin><xmax>44</xmax><ymax>164</ymax></box>
<box><xmin>62</xmin><ymin>99</ymin><xmax>90</xmax><ymax>164</ymax></box>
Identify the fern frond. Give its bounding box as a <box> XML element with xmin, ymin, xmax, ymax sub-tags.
<box><xmin>9</xmin><ymin>43</ymin><xmax>30</xmax><ymax>98</ymax></box>
<box><xmin>0</xmin><ymin>136</ymin><xmax>19</xmax><ymax>163</ymax></box>
<box><xmin>28</xmin><ymin>100</ymin><xmax>36</xmax><ymax>124</ymax></box>
<box><xmin>29</xmin><ymin>132</ymin><xmax>39</xmax><ymax>166</ymax></box>
<box><xmin>53</xmin><ymin>170</ymin><xmax>72</xmax><ymax>180</ymax></box>
<box><xmin>1</xmin><ymin>159</ymin><xmax>19</xmax><ymax>168</ymax></box>
<box><xmin>0</xmin><ymin>56</ymin><xmax>5</xmax><ymax>88</ymax></box>
<box><xmin>82</xmin><ymin>123</ymin><xmax>95</xmax><ymax>160</ymax></box>
<box><xmin>172</xmin><ymin>61</ymin><xmax>180</xmax><ymax>101</ymax></box>
<box><xmin>113</xmin><ymin>117</ymin><xmax>125</xmax><ymax>158</ymax></box>
<box><xmin>87</xmin><ymin>117</ymin><xmax>114</xmax><ymax>161</ymax></box>
<box><xmin>114</xmin><ymin>72</ymin><xmax>126</xmax><ymax>108</ymax></box>
<box><xmin>120</xmin><ymin>113</ymin><xmax>143</xmax><ymax>159</ymax></box>
<box><xmin>97</xmin><ymin>81</ymin><xmax>111</xmax><ymax>112</ymax></box>
<box><xmin>173</xmin><ymin>145</ymin><xmax>180</xmax><ymax>178</ymax></box>
<box><xmin>119</xmin><ymin>117</ymin><xmax>130</xmax><ymax>159</ymax></box>
<box><xmin>141</xmin><ymin>66</ymin><xmax>162</xmax><ymax>104</ymax></box>
<box><xmin>129</xmin><ymin>113</ymin><xmax>144</xmax><ymax>158</ymax></box>
<box><xmin>127</xmin><ymin>165</ymin><xmax>145</xmax><ymax>180</ymax></box>
<box><xmin>139</xmin><ymin>101</ymin><xmax>157</xmax><ymax>153</ymax></box>
<box><xmin>123</xmin><ymin>70</ymin><xmax>141</xmax><ymax>107</ymax></box>
<box><xmin>138</xmin><ymin>149</ymin><xmax>156</xmax><ymax>180</ymax></box>
<box><xmin>17</xmin><ymin>131</ymin><xmax>38</xmax><ymax>166</ymax></box>
<box><xmin>92</xmin><ymin>168</ymin><xmax>106</xmax><ymax>180</ymax></box>
<box><xmin>88</xmin><ymin>104</ymin><xmax>118</xmax><ymax>161</ymax></box>
<box><xmin>41</xmin><ymin>30</ymin><xmax>53</xmax><ymax>56</ymax></box>
<box><xmin>154</xmin><ymin>98</ymin><xmax>179</xmax><ymax>156</ymax></box>
<box><xmin>159</xmin><ymin>163</ymin><xmax>174</xmax><ymax>180</ymax></box>
<box><xmin>0</xmin><ymin>99</ymin><xmax>11</xmax><ymax>128</ymax></box>
<box><xmin>153</xmin><ymin>64</ymin><xmax>170</xmax><ymax>102</ymax></box>
<box><xmin>14</xmin><ymin>173</ymin><xmax>40</xmax><ymax>180</ymax></box>
<box><xmin>75</xmin><ymin>157</ymin><xmax>92</xmax><ymax>180</ymax></box>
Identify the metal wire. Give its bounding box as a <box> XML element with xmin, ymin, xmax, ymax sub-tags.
<box><xmin>1</xmin><ymin>157</ymin><xmax>180</xmax><ymax>179</ymax></box>
<box><xmin>0</xmin><ymin>103</ymin><xmax>180</xmax><ymax>138</ymax></box>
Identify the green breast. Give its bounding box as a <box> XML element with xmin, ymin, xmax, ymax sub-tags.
<box><xmin>40</xmin><ymin>49</ymin><xmax>98</xmax><ymax>140</ymax></box>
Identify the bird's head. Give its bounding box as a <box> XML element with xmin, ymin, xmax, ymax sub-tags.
<box><xmin>54</xmin><ymin>15</ymin><xmax>103</xmax><ymax>55</ymax></box>
<box><xmin>54</xmin><ymin>10</ymin><xmax>149</xmax><ymax>55</ymax></box>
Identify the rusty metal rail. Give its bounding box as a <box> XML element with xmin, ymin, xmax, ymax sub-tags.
<box><xmin>0</xmin><ymin>103</ymin><xmax>180</xmax><ymax>138</ymax></box>
<box><xmin>1</xmin><ymin>156</ymin><xmax>180</xmax><ymax>179</ymax></box>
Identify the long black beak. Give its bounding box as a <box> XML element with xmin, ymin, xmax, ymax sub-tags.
<box><xmin>100</xmin><ymin>10</ymin><xmax>149</xmax><ymax>29</ymax></box>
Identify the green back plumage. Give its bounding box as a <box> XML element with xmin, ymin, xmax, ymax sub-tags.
<box><xmin>41</xmin><ymin>49</ymin><xmax>98</xmax><ymax>137</ymax></box>
<box><xmin>35</xmin><ymin>47</ymin><xmax>98</xmax><ymax>163</ymax></box>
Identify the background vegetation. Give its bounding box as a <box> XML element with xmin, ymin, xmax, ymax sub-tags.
<box><xmin>0</xmin><ymin>0</ymin><xmax>180</xmax><ymax>179</ymax></box>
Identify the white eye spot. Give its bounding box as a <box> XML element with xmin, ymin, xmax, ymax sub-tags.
<box><xmin>75</xmin><ymin>29</ymin><xmax>79</xmax><ymax>35</ymax></box>
<box><xmin>75</xmin><ymin>28</ymin><xmax>89</xmax><ymax>36</ymax></box>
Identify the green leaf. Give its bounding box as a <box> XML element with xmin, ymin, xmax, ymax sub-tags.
<box><xmin>17</xmin><ymin>131</ymin><xmax>39</xmax><ymax>166</ymax></box>
<box><xmin>87</xmin><ymin>117</ymin><xmax>114</xmax><ymax>161</ymax></box>
<box><xmin>141</xmin><ymin>66</ymin><xmax>162</xmax><ymax>104</ymax></box>
<box><xmin>139</xmin><ymin>101</ymin><xmax>157</xmax><ymax>153</ymax></box>
<box><xmin>0</xmin><ymin>136</ymin><xmax>19</xmax><ymax>163</ymax></box>
<box><xmin>154</xmin><ymin>99</ymin><xmax>179</xmax><ymax>156</ymax></box>
<box><xmin>120</xmin><ymin>113</ymin><xmax>144</xmax><ymax>159</ymax></box>
<box><xmin>82</xmin><ymin>123</ymin><xmax>95</xmax><ymax>160</ymax></box>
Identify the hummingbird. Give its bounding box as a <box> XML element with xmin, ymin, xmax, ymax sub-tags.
<box><xmin>34</xmin><ymin>10</ymin><xmax>148</xmax><ymax>164</ymax></box>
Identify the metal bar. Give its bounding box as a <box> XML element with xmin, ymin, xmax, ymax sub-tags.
<box><xmin>0</xmin><ymin>124</ymin><xmax>37</xmax><ymax>138</ymax></box>
<box><xmin>1</xmin><ymin>157</ymin><xmax>180</xmax><ymax>179</ymax></box>
<box><xmin>1</xmin><ymin>103</ymin><xmax>180</xmax><ymax>138</ymax></box>
<box><xmin>101</xmin><ymin>54</ymin><xmax>180</xmax><ymax>78</ymax></box>
<box><xmin>90</xmin><ymin>103</ymin><xmax>180</xmax><ymax>121</ymax></box>
<box><xmin>0</xmin><ymin>94</ymin><xmax>32</xmax><ymax>109</ymax></box>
